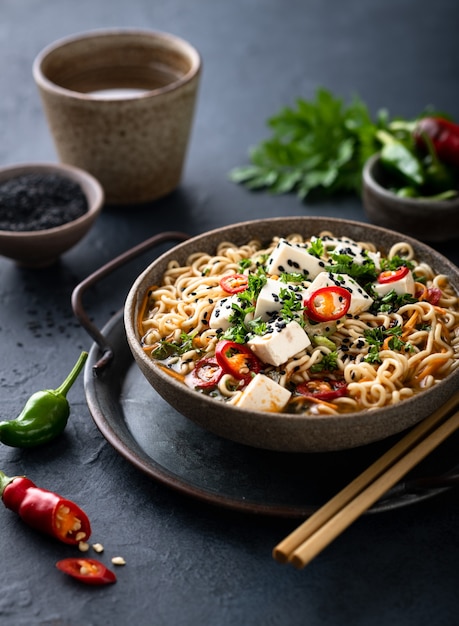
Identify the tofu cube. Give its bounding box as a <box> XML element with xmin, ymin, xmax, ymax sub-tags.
<box><xmin>333</xmin><ymin>241</ymin><xmax>381</xmax><ymax>270</ymax></box>
<box><xmin>266</xmin><ymin>239</ymin><xmax>325</xmax><ymax>280</ymax></box>
<box><xmin>235</xmin><ymin>373</ymin><xmax>291</xmax><ymax>412</ymax></box>
<box><xmin>254</xmin><ymin>278</ymin><xmax>307</xmax><ymax>321</ymax></box>
<box><xmin>373</xmin><ymin>270</ymin><xmax>416</xmax><ymax>297</ymax></box>
<box><xmin>247</xmin><ymin>318</ymin><xmax>311</xmax><ymax>366</ymax></box>
<box><xmin>304</xmin><ymin>271</ymin><xmax>374</xmax><ymax>316</ymax></box>
<box><xmin>209</xmin><ymin>295</ymin><xmax>253</xmax><ymax>331</ymax></box>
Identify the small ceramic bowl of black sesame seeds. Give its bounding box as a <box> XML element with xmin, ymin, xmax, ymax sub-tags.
<box><xmin>0</xmin><ymin>162</ymin><xmax>104</xmax><ymax>267</ymax></box>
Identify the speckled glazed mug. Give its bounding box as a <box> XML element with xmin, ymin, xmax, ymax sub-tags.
<box><xmin>33</xmin><ymin>29</ymin><xmax>201</xmax><ymax>205</ymax></box>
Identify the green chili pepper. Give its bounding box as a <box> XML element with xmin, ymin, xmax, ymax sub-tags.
<box><xmin>395</xmin><ymin>186</ymin><xmax>419</xmax><ymax>198</ymax></box>
<box><xmin>377</xmin><ymin>130</ymin><xmax>424</xmax><ymax>188</ymax></box>
<box><xmin>0</xmin><ymin>351</ymin><xmax>88</xmax><ymax>448</ymax></box>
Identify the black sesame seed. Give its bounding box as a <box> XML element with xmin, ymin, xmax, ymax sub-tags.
<box><xmin>0</xmin><ymin>172</ymin><xmax>88</xmax><ymax>231</ymax></box>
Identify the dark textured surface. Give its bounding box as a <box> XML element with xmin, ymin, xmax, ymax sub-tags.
<box><xmin>1</xmin><ymin>1</ymin><xmax>459</xmax><ymax>625</ymax></box>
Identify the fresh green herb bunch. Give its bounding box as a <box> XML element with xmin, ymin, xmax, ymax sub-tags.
<box><xmin>229</xmin><ymin>88</ymin><xmax>389</xmax><ymax>199</ymax></box>
<box><xmin>230</xmin><ymin>87</ymin><xmax>457</xmax><ymax>201</ymax></box>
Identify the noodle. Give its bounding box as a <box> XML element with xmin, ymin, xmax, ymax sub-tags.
<box><xmin>138</xmin><ymin>232</ymin><xmax>459</xmax><ymax>415</ymax></box>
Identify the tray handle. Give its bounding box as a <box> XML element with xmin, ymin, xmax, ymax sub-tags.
<box><xmin>71</xmin><ymin>231</ymin><xmax>190</xmax><ymax>371</ymax></box>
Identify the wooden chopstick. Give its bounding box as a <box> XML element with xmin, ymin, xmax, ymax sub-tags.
<box><xmin>273</xmin><ymin>391</ymin><xmax>459</xmax><ymax>569</ymax></box>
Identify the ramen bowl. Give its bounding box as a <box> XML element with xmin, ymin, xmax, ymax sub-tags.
<box><xmin>124</xmin><ymin>216</ymin><xmax>459</xmax><ymax>452</ymax></box>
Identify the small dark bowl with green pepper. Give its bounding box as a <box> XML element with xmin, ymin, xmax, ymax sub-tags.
<box><xmin>362</xmin><ymin>153</ymin><xmax>459</xmax><ymax>243</ymax></box>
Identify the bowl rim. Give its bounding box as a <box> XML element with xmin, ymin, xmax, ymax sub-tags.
<box><xmin>123</xmin><ymin>216</ymin><xmax>459</xmax><ymax>450</ymax></box>
<box><xmin>362</xmin><ymin>152</ymin><xmax>459</xmax><ymax>211</ymax></box>
<box><xmin>32</xmin><ymin>27</ymin><xmax>202</xmax><ymax>102</ymax></box>
<box><xmin>0</xmin><ymin>162</ymin><xmax>104</xmax><ymax>237</ymax></box>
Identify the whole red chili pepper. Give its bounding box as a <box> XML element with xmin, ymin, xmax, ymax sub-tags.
<box><xmin>414</xmin><ymin>117</ymin><xmax>459</xmax><ymax>169</ymax></box>
<box><xmin>0</xmin><ymin>470</ymin><xmax>91</xmax><ymax>544</ymax></box>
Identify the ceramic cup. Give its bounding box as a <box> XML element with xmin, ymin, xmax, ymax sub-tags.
<box><xmin>33</xmin><ymin>29</ymin><xmax>201</xmax><ymax>205</ymax></box>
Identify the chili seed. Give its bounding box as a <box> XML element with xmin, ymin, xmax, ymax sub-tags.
<box><xmin>111</xmin><ymin>556</ymin><xmax>126</xmax><ymax>566</ymax></box>
<box><xmin>78</xmin><ymin>541</ymin><xmax>90</xmax><ymax>552</ymax></box>
<box><xmin>92</xmin><ymin>543</ymin><xmax>104</xmax><ymax>553</ymax></box>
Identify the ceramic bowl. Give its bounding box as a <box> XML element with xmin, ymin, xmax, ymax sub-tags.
<box><xmin>124</xmin><ymin>216</ymin><xmax>459</xmax><ymax>453</ymax></box>
<box><xmin>0</xmin><ymin>162</ymin><xmax>104</xmax><ymax>267</ymax></box>
<box><xmin>362</xmin><ymin>153</ymin><xmax>459</xmax><ymax>242</ymax></box>
<box><xmin>33</xmin><ymin>29</ymin><xmax>201</xmax><ymax>204</ymax></box>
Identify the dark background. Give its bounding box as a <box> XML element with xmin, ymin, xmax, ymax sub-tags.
<box><xmin>1</xmin><ymin>1</ymin><xmax>458</xmax><ymax>624</ymax></box>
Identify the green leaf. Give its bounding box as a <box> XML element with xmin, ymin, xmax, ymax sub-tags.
<box><xmin>229</xmin><ymin>165</ymin><xmax>263</xmax><ymax>183</ymax></box>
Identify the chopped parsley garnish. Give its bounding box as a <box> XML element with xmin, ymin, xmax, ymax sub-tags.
<box><xmin>152</xmin><ymin>332</ymin><xmax>198</xmax><ymax>359</ymax></box>
<box><xmin>221</xmin><ymin>322</ymin><xmax>250</xmax><ymax>344</ymax></box>
<box><xmin>307</xmin><ymin>237</ymin><xmax>324</xmax><ymax>258</ymax></box>
<box><xmin>326</xmin><ymin>252</ymin><xmax>378</xmax><ymax>284</ymax></box>
<box><xmin>280</xmin><ymin>272</ymin><xmax>304</xmax><ymax>283</ymax></box>
<box><xmin>221</xmin><ymin>301</ymin><xmax>255</xmax><ymax>343</ymax></box>
<box><xmin>363</xmin><ymin>325</ymin><xmax>412</xmax><ymax>363</ymax></box>
<box><xmin>238</xmin><ymin>270</ymin><xmax>267</xmax><ymax>304</ymax></box>
<box><xmin>380</xmin><ymin>255</ymin><xmax>414</xmax><ymax>272</ymax></box>
<box><xmin>370</xmin><ymin>289</ymin><xmax>418</xmax><ymax>314</ymax></box>
<box><xmin>279</xmin><ymin>287</ymin><xmax>305</xmax><ymax>325</ymax></box>
<box><xmin>310</xmin><ymin>350</ymin><xmax>339</xmax><ymax>373</ymax></box>
<box><xmin>238</xmin><ymin>257</ymin><xmax>253</xmax><ymax>271</ymax></box>
<box><xmin>246</xmin><ymin>317</ymin><xmax>268</xmax><ymax>336</ymax></box>
<box><xmin>221</xmin><ymin>271</ymin><xmax>268</xmax><ymax>343</ymax></box>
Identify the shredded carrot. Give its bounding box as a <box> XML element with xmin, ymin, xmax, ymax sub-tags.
<box><xmin>305</xmin><ymin>396</ymin><xmax>339</xmax><ymax>410</ymax></box>
<box><xmin>415</xmin><ymin>351</ymin><xmax>449</xmax><ymax>381</ymax></box>
<box><xmin>402</xmin><ymin>311</ymin><xmax>419</xmax><ymax>339</ymax></box>
<box><xmin>415</xmin><ymin>282</ymin><xmax>428</xmax><ymax>301</ymax></box>
<box><xmin>157</xmin><ymin>364</ymin><xmax>186</xmax><ymax>383</ymax></box>
<box><xmin>137</xmin><ymin>285</ymin><xmax>158</xmax><ymax>337</ymax></box>
<box><xmin>382</xmin><ymin>337</ymin><xmax>392</xmax><ymax>350</ymax></box>
<box><xmin>142</xmin><ymin>344</ymin><xmax>159</xmax><ymax>353</ymax></box>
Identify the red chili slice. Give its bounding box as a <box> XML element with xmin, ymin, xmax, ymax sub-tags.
<box><xmin>296</xmin><ymin>379</ymin><xmax>348</xmax><ymax>402</ymax></box>
<box><xmin>215</xmin><ymin>340</ymin><xmax>262</xmax><ymax>384</ymax></box>
<box><xmin>377</xmin><ymin>266</ymin><xmax>409</xmax><ymax>284</ymax></box>
<box><xmin>56</xmin><ymin>558</ymin><xmax>117</xmax><ymax>585</ymax></box>
<box><xmin>219</xmin><ymin>273</ymin><xmax>249</xmax><ymax>294</ymax></box>
<box><xmin>304</xmin><ymin>286</ymin><xmax>351</xmax><ymax>323</ymax></box>
<box><xmin>190</xmin><ymin>356</ymin><xmax>223</xmax><ymax>388</ymax></box>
